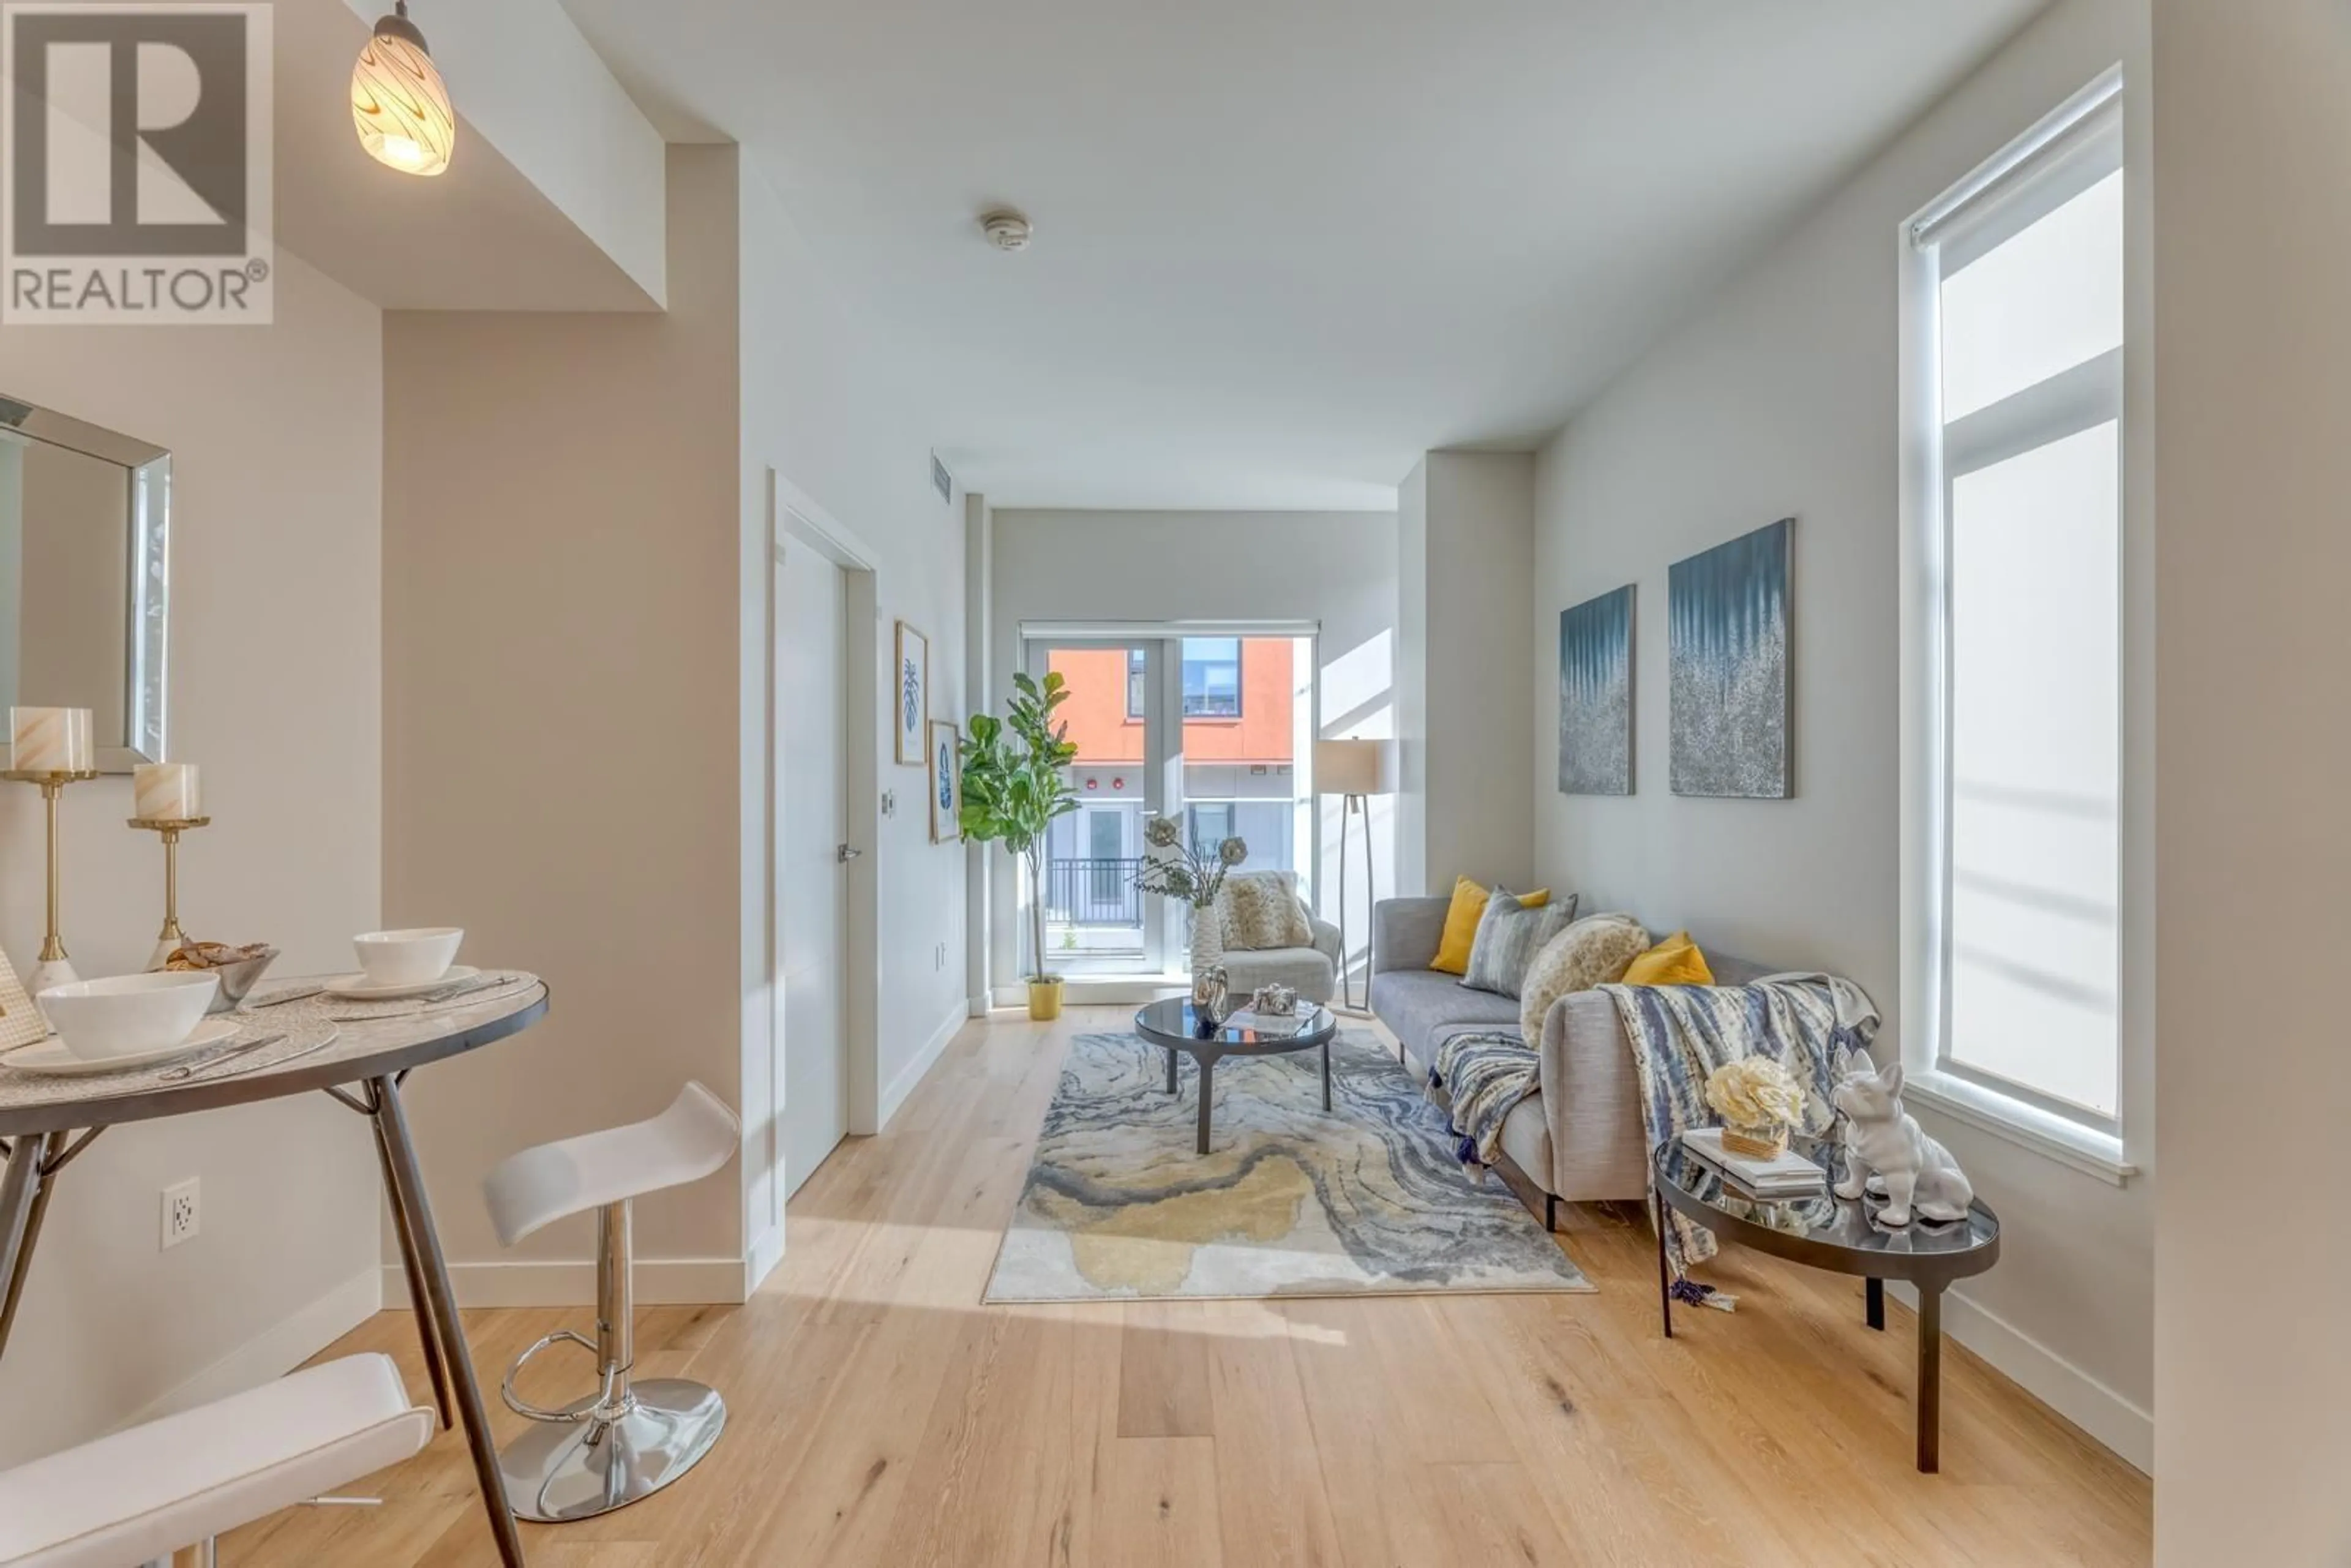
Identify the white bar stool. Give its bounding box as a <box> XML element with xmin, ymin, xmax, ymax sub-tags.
<box><xmin>482</xmin><ymin>1080</ymin><xmax>740</xmax><ymax>1524</ymax></box>
<box><xmin>0</xmin><ymin>1352</ymin><xmax>432</xmax><ymax>1567</ymax></box>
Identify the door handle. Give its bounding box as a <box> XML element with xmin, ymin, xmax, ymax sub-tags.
<box><xmin>836</xmin><ymin>844</ymin><xmax>862</xmax><ymax>863</ymax></box>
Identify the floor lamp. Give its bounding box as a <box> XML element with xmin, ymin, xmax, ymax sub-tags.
<box><xmin>1315</xmin><ymin>739</ymin><xmax>1392</xmax><ymax>1014</ymax></box>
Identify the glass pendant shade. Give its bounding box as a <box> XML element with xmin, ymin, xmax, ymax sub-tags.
<box><xmin>351</xmin><ymin>6</ymin><xmax>455</xmax><ymax>176</ymax></box>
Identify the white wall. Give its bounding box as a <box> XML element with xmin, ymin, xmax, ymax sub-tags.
<box><xmin>0</xmin><ymin>248</ymin><xmax>386</xmax><ymax>1462</ymax></box>
<box><xmin>381</xmin><ymin>146</ymin><xmax>746</xmax><ymax>1302</ymax></box>
<box><xmin>986</xmin><ymin>509</ymin><xmax>1398</xmax><ymax>993</ymax></box>
<box><xmin>1529</xmin><ymin>0</ymin><xmax>2153</xmax><ymax>1469</ymax></box>
<box><xmin>737</xmin><ymin>154</ymin><xmax>969</xmax><ymax>1245</ymax></box>
<box><xmin>1401</xmin><ymin>452</ymin><xmax>1536</xmax><ymax>898</ymax></box>
<box><xmin>2150</xmin><ymin>2</ymin><xmax>2350</xmax><ymax>1558</ymax></box>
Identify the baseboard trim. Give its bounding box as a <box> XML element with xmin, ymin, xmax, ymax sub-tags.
<box><xmin>381</xmin><ymin>1256</ymin><xmax>748</xmax><ymax>1310</ymax></box>
<box><xmin>967</xmin><ymin>993</ymin><xmax>991</xmax><ymax>1018</ymax></box>
<box><xmin>118</xmin><ymin>1265</ymin><xmax>382</xmax><ymax>1430</ymax></box>
<box><xmin>1887</xmin><ymin>1280</ymin><xmax>2151</xmax><ymax>1474</ymax></box>
<box><xmin>743</xmin><ymin>1223</ymin><xmax>785</xmax><ymax>1297</ymax></box>
<box><xmin>879</xmin><ymin>1002</ymin><xmax>967</xmax><ymax>1128</ymax></box>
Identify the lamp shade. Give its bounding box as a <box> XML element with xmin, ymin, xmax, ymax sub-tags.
<box><xmin>1314</xmin><ymin>738</ymin><xmax>1392</xmax><ymax>796</ymax></box>
<box><xmin>353</xmin><ymin>4</ymin><xmax>456</xmax><ymax>177</ymax></box>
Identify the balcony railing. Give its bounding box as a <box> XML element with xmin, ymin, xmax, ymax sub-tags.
<box><xmin>1045</xmin><ymin>857</ymin><xmax>1142</xmax><ymax>928</ymax></box>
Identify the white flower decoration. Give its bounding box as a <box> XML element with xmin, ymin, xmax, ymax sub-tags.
<box><xmin>1704</xmin><ymin>1056</ymin><xmax>1806</xmax><ymax>1129</ymax></box>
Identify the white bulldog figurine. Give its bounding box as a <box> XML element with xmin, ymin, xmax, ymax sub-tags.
<box><xmin>1829</xmin><ymin>1048</ymin><xmax>1973</xmax><ymax>1227</ymax></box>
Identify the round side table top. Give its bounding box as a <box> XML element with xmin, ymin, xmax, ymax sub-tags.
<box><xmin>1133</xmin><ymin>997</ymin><xmax>1337</xmax><ymax>1056</ymax></box>
<box><xmin>1651</xmin><ymin>1137</ymin><xmax>2000</xmax><ymax>1288</ymax></box>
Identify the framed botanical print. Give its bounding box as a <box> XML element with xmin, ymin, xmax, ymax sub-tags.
<box><xmin>929</xmin><ymin>720</ymin><xmax>962</xmax><ymax>843</ymax></box>
<box><xmin>894</xmin><ymin>621</ymin><xmax>929</xmax><ymax>766</ymax></box>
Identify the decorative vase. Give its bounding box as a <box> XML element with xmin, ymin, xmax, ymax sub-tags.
<box><xmin>1188</xmin><ymin>905</ymin><xmax>1221</xmax><ymax>973</ymax></box>
<box><xmin>1026</xmin><ymin>976</ymin><xmax>1064</xmax><ymax>1022</ymax></box>
<box><xmin>1722</xmin><ymin>1121</ymin><xmax>1791</xmax><ymax>1160</ymax></box>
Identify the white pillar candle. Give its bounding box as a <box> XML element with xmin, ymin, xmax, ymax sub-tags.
<box><xmin>134</xmin><ymin>762</ymin><xmax>201</xmax><ymax>821</ymax></box>
<box><xmin>11</xmin><ymin>707</ymin><xmax>94</xmax><ymax>773</ymax></box>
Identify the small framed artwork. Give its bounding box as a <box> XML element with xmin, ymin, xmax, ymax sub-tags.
<box><xmin>929</xmin><ymin>720</ymin><xmax>962</xmax><ymax>843</ymax></box>
<box><xmin>894</xmin><ymin>621</ymin><xmax>929</xmax><ymax>766</ymax></box>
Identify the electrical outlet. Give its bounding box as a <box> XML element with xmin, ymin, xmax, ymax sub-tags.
<box><xmin>162</xmin><ymin>1177</ymin><xmax>200</xmax><ymax>1250</ymax></box>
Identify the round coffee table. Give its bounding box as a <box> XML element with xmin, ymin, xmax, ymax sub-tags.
<box><xmin>1134</xmin><ymin>997</ymin><xmax>1338</xmax><ymax>1155</ymax></box>
<box><xmin>1651</xmin><ymin>1138</ymin><xmax>2000</xmax><ymax>1473</ymax></box>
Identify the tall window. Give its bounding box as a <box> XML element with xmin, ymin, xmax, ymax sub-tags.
<box><xmin>1125</xmin><ymin>648</ymin><xmax>1147</xmax><ymax>719</ymax></box>
<box><xmin>1181</xmin><ymin>638</ymin><xmax>1242</xmax><ymax>717</ymax></box>
<box><xmin>1910</xmin><ymin>75</ymin><xmax>2123</xmax><ymax>1134</ymax></box>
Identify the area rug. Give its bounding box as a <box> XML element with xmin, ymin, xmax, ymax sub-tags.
<box><xmin>983</xmin><ymin>1029</ymin><xmax>1594</xmax><ymax>1302</ymax></box>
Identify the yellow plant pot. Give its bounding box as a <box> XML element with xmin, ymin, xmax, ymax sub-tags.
<box><xmin>1027</xmin><ymin>977</ymin><xmax>1065</xmax><ymax>1021</ymax></box>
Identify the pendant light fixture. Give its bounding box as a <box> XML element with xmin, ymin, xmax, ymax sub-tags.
<box><xmin>351</xmin><ymin>1</ymin><xmax>456</xmax><ymax>177</ymax></box>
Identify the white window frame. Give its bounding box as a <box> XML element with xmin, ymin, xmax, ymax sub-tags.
<box><xmin>1897</xmin><ymin>66</ymin><xmax>2137</xmax><ymax>1184</ymax></box>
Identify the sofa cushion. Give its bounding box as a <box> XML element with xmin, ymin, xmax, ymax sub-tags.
<box><xmin>1370</xmin><ymin>967</ymin><xmax>1521</xmax><ymax>1062</ymax></box>
<box><xmin>1218</xmin><ymin>944</ymin><xmax>1337</xmax><ymax>1005</ymax></box>
<box><xmin>1622</xmin><ymin>930</ymin><xmax>1714</xmax><ymax>986</ymax></box>
<box><xmin>1220</xmin><ymin>871</ymin><xmax>1313</xmax><ymax>951</ymax></box>
<box><xmin>1431</xmin><ymin>877</ymin><xmax>1552</xmax><ymax>975</ymax></box>
<box><xmin>1518</xmin><ymin>913</ymin><xmax>1650</xmax><ymax>1040</ymax></box>
<box><xmin>1460</xmin><ymin>891</ymin><xmax>1578</xmax><ymax>998</ymax></box>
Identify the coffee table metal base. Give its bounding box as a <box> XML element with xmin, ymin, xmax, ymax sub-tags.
<box><xmin>1161</xmin><ymin>1041</ymin><xmax>1332</xmax><ymax>1155</ymax></box>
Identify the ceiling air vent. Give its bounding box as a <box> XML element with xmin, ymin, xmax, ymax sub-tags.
<box><xmin>931</xmin><ymin>454</ymin><xmax>954</xmax><ymax>503</ymax></box>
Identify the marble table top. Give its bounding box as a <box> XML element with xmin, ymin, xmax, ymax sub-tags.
<box><xmin>0</xmin><ymin>972</ymin><xmax>549</xmax><ymax>1137</ymax></box>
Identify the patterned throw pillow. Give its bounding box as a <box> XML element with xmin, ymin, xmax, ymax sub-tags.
<box><xmin>1518</xmin><ymin>913</ymin><xmax>1651</xmax><ymax>1041</ymax></box>
<box><xmin>1219</xmin><ymin>871</ymin><xmax>1314</xmax><ymax>951</ymax></box>
<box><xmin>1458</xmin><ymin>888</ymin><xmax>1581</xmax><ymax>998</ymax></box>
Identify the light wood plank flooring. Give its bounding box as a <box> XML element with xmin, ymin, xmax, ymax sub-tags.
<box><xmin>223</xmin><ymin>1007</ymin><xmax>2150</xmax><ymax>1567</ymax></box>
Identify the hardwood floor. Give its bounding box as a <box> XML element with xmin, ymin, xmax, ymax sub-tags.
<box><xmin>223</xmin><ymin>1007</ymin><xmax>2151</xmax><ymax>1567</ymax></box>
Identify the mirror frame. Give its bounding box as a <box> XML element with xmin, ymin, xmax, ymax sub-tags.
<box><xmin>0</xmin><ymin>393</ymin><xmax>171</xmax><ymax>773</ymax></box>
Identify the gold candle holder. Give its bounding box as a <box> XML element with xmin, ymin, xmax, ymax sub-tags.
<box><xmin>3</xmin><ymin>767</ymin><xmax>102</xmax><ymax>994</ymax></box>
<box><xmin>129</xmin><ymin>814</ymin><xmax>212</xmax><ymax>970</ymax></box>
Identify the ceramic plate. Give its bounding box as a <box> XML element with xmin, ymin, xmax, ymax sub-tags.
<box><xmin>1</xmin><ymin>1017</ymin><xmax>244</xmax><ymax>1076</ymax></box>
<box><xmin>321</xmin><ymin>965</ymin><xmax>480</xmax><ymax>1001</ymax></box>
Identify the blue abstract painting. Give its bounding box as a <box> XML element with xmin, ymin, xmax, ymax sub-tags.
<box><xmin>1669</xmin><ymin>518</ymin><xmax>1791</xmax><ymax>798</ymax></box>
<box><xmin>1558</xmin><ymin>585</ymin><xmax>1634</xmax><ymax>795</ymax></box>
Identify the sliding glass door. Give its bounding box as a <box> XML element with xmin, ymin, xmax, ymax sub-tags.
<box><xmin>1026</xmin><ymin>629</ymin><xmax>1319</xmax><ymax>980</ymax></box>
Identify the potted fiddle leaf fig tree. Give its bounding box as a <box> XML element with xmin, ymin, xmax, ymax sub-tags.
<box><xmin>960</xmin><ymin>670</ymin><xmax>1081</xmax><ymax>1019</ymax></box>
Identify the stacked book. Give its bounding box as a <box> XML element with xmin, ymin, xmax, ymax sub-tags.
<box><xmin>1221</xmin><ymin>1008</ymin><xmax>1303</xmax><ymax>1037</ymax></box>
<box><xmin>1681</xmin><ymin>1128</ymin><xmax>1827</xmax><ymax>1201</ymax></box>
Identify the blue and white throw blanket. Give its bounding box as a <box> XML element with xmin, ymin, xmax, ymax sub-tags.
<box><xmin>1605</xmin><ymin>973</ymin><xmax>1880</xmax><ymax>1272</ymax></box>
<box><xmin>1429</xmin><ymin>1030</ymin><xmax>1542</xmax><ymax>1173</ymax></box>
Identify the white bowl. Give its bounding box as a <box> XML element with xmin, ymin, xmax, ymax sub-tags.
<box><xmin>354</xmin><ymin>928</ymin><xmax>464</xmax><ymax>987</ymax></box>
<box><xmin>38</xmin><ymin>972</ymin><xmax>219</xmax><ymax>1061</ymax></box>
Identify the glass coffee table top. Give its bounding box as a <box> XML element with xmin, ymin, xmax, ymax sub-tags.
<box><xmin>1133</xmin><ymin>997</ymin><xmax>1337</xmax><ymax>1054</ymax></box>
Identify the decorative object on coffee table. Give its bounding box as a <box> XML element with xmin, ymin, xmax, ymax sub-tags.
<box><xmin>7</xmin><ymin>706</ymin><xmax>100</xmax><ymax>995</ymax></box>
<box><xmin>1650</xmin><ymin>1136</ymin><xmax>1998</xmax><ymax>1472</ymax></box>
<box><xmin>1828</xmin><ymin>1047</ymin><xmax>1974</xmax><ymax>1227</ymax></box>
<box><xmin>1704</xmin><ymin>1055</ymin><xmax>1805</xmax><ymax>1160</ymax></box>
<box><xmin>986</xmin><ymin>1027</ymin><xmax>1592</xmax><ymax>1302</ymax></box>
<box><xmin>1134</xmin><ymin>996</ymin><xmax>1338</xmax><ymax>1155</ymax></box>
<box><xmin>1190</xmin><ymin>963</ymin><xmax>1229</xmax><ymax>1024</ymax></box>
<box><xmin>959</xmin><ymin>672</ymin><xmax>1081</xmax><ymax>1019</ymax></box>
<box><xmin>1314</xmin><ymin>737</ymin><xmax>1391</xmax><ymax>1010</ymax></box>
<box><xmin>1133</xmin><ymin>813</ymin><xmax>1246</xmax><ymax>975</ymax></box>
<box><xmin>1250</xmin><ymin>983</ymin><xmax>1297</xmax><ymax>1016</ymax></box>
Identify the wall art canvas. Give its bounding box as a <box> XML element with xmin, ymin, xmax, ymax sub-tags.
<box><xmin>929</xmin><ymin>719</ymin><xmax>962</xmax><ymax>843</ymax></box>
<box><xmin>1557</xmin><ymin>584</ymin><xmax>1634</xmax><ymax>795</ymax></box>
<box><xmin>894</xmin><ymin>621</ymin><xmax>929</xmax><ymax>766</ymax></box>
<box><xmin>1669</xmin><ymin>517</ymin><xmax>1792</xmax><ymax>799</ymax></box>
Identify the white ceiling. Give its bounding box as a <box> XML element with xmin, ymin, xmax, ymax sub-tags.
<box><xmin>556</xmin><ymin>0</ymin><xmax>2049</xmax><ymax>510</ymax></box>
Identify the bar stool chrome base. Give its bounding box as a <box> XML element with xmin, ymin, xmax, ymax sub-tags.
<box><xmin>499</xmin><ymin>1376</ymin><xmax>726</xmax><ymax>1523</ymax></box>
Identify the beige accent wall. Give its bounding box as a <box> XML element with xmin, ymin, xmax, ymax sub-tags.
<box><xmin>2151</xmin><ymin>0</ymin><xmax>2349</xmax><ymax>1556</ymax></box>
<box><xmin>381</xmin><ymin>146</ymin><xmax>745</xmax><ymax>1296</ymax></box>
<box><xmin>0</xmin><ymin>249</ymin><xmax>386</xmax><ymax>1464</ymax></box>
<box><xmin>1528</xmin><ymin>0</ymin><xmax>2153</xmax><ymax>1466</ymax></box>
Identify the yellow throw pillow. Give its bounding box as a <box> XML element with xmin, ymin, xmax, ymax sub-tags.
<box><xmin>1623</xmin><ymin>931</ymin><xmax>1714</xmax><ymax>987</ymax></box>
<box><xmin>1431</xmin><ymin>877</ymin><xmax>1550</xmax><ymax>975</ymax></box>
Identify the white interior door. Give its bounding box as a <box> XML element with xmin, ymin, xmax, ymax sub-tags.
<box><xmin>776</xmin><ymin>541</ymin><xmax>849</xmax><ymax>1199</ymax></box>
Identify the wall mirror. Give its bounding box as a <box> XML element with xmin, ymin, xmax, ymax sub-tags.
<box><xmin>0</xmin><ymin>394</ymin><xmax>170</xmax><ymax>771</ymax></box>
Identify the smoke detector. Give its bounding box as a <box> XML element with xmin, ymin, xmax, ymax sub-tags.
<box><xmin>980</xmin><ymin>209</ymin><xmax>1033</xmax><ymax>252</ymax></box>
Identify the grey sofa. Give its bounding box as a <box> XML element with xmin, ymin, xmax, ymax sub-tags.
<box><xmin>1370</xmin><ymin>896</ymin><xmax>1771</xmax><ymax>1221</ymax></box>
<box><xmin>1215</xmin><ymin>906</ymin><xmax>1343</xmax><ymax>1006</ymax></box>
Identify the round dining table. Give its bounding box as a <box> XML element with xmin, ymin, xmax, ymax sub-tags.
<box><xmin>0</xmin><ymin>973</ymin><xmax>551</xmax><ymax>1567</ymax></box>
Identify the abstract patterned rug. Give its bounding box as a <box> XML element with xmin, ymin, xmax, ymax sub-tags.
<box><xmin>983</xmin><ymin>1029</ymin><xmax>1594</xmax><ymax>1302</ymax></box>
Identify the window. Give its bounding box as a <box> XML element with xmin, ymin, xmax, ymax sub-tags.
<box><xmin>1180</xmin><ymin>637</ymin><xmax>1241</xmax><ymax>717</ymax></box>
<box><xmin>1126</xmin><ymin>648</ymin><xmax>1146</xmax><ymax>719</ymax></box>
<box><xmin>1908</xmin><ymin>73</ymin><xmax>2124</xmax><ymax>1150</ymax></box>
